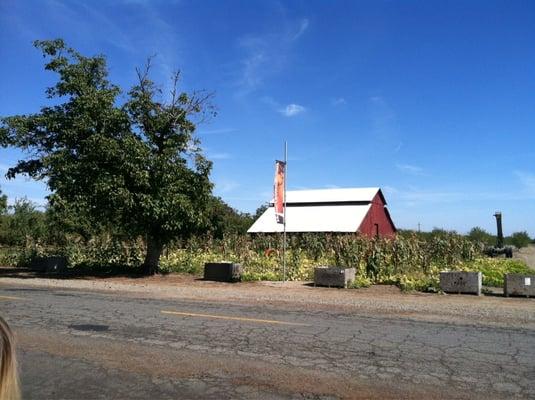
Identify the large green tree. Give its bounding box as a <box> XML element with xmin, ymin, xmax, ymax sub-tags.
<box><xmin>467</xmin><ymin>227</ymin><xmax>495</xmax><ymax>246</ymax></box>
<box><xmin>0</xmin><ymin>198</ymin><xmax>47</xmax><ymax>246</ymax></box>
<box><xmin>0</xmin><ymin>188</ymin><xmax>6</xmax><ymax>215</ymax></box>
<box><xmin>206</xmin><ymin>196</ymin><xmax>254</xmax><ymax>238</ymax></box>
<box><xmin>0</xmin><ymin>39</ymin><xmax>215</xmax><ymax>274</ymax></box>
<box><xmin>506</xmin><ymin>231</ymin><xmax>532</xmax><ymax>249</ymax></box>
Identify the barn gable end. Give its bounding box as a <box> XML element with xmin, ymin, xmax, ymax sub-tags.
<box><xmin>357</xmin><ymin>191</ymin><xmax>396</xmax><ymax>237</ymax></box>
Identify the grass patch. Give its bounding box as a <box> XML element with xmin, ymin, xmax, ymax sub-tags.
<box><xmin>241</xmin><ymin>271</ymin><xmax>280</xmax><ymax>281</ymax></box>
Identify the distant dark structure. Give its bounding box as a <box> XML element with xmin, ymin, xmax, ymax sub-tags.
<box><xmin>485</xmin><ymin>211</ymin><xmax>513</xmax><ymax>258</ymax></box>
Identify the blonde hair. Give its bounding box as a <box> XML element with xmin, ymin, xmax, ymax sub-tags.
<box><xmin>0</xmin><ymin>317</ymin><xmax>20</xmax><ymax>400</ymax></box>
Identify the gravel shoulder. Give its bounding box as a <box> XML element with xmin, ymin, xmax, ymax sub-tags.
<box><xmin>1</xmin><ymin>271</ymin><xmax>534</xmax><ymax>329</ymax></box>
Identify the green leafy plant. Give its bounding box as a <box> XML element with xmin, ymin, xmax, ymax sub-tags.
<box><xmin>4</xmin><ymin>231</ymin><xmax>525</xmax><ymax>294</ymax></box>
<box><xmin>456</xmin><ymin>258</ymin><xmax>531</xmax><ymax>287</ymax></box>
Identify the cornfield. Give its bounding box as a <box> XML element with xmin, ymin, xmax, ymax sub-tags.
<box><xmin>6</xmin><ymin>231</ymin><xmax>521</xmax><ymax>291</ymax></box>
<box><xmin>158</xmin><ymin>232</ymin><xmax>480</xmax><ymax>290</ymax></box>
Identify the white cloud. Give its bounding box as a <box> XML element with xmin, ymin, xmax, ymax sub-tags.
<box><xmin>279</xmin><ymin>103</ymin><xmax>306</xmax><ymax>117</ymax></box>
<box><xmin>396</xmin><ymin>163</ymin><xmax>426</xmax><ymax>176</ymax></box>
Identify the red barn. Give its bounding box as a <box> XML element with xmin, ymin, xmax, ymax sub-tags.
<box><xmin>247</xmin><ymin>187</ymin><xmax>396</xmax><ymax>237</ymax></box>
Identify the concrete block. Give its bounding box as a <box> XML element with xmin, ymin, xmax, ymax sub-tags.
<box><xmin>440</xmin><ymin>271</ymin><xmax>481</xmax><ymax>295</ymax></box>
<box><xmin>504</xmin><ymin>274</ymin><xmax>535</xmax><ymax>297</ymax></box>
<box><xmin>314</xmin><ymin>267</ymin><xmax>356</xmax><ymax>288</ymax></box>
<box><xmin>30</xmin><ymin>256</ymin><xmax>68</xmax><ymax>274</ymax></box>
<box><xmin>204</xmin><ymin>262</ymin><xmax>242</xmax><ymax>282</ymax></box>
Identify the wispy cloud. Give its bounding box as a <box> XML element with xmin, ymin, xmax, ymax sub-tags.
<box><xmin>384</xmin><ymin>186</ymin><xmax>464</xmax><ymax>207</ymax></box>
<box><xmin>370</xmin><ymin>96</ymin><xmax>396</xmax><ymax>129</ymax></box>
<box><xmin>235</xmin><ymin>16</ymin><xmax>309</xmax><ymax>95</ymax></box>
<box><xmin>386</xmin><ymin>181</ymin><xmax>535</xmax><ymax>209</ymax></box>
<box><xmin>369</xmin><ymin>95</ymin><xmax>400</xmax><ymax>153</ymax></box>
<box><xmin>382</xmin><ymin>185</ymin><xmax>399</xmax><ymax>195</ymax></box>
<box><xmin>331</xmin><ymin>97</ymin><xmax>346</xmax><ymax>106</ymax></box>
<box><xmin>36</xmin><ymin>1</ymin><xmax>136</xmax><ymax>54</ymax></box>
<box><xmin>204</xmin><ymin>146</ymin><xmax>232</xmax><ymax>160</ymax></box>
<box><xmin>197</xmin><ymin>128</ymin><xmax>237</xmax><ymax>136</ymax></box>
<box><xmin>515</xmin><ymin>170</ymin><xmax>535</xmax><ymax>195</ymax></box>
<box><xmin>208</xmin><ymin>152</ymin><xmax>232</xmax><ymax>160</ymax></box>
<box><xmin>39</xmin><ymin>0</ymin><xmax>183</xmax><ymax>98</ymax></box>
<box><xmin>215</xmin><ymin>180</ymin><xmax>240</xmax><ymax>193</ymax></box>
<box><xmin>292</xmin><ymin>18</ymin><xmax>309</xmax><ymax>40</ymax></box>
<box><xmin>121</xmin><ymin>0</ymin><xmax>182</xmax><ymax>5</ymax></box>
<box><xmin>399</xmin><ymin>189</ymin><xmax>463</xmax><ymax>204</ymax></box>
<box><xmin>262</xmin><ymin>97</ymin><xmax>307</xmax><ymax>117</ymax></box>
<box><xmin>396</xmin><ymin>163</ymin><xmax>427</xmax><ymax>176</ymax></box>
<box><xmin>279</xmin><ymin>103</ymin><xmax>306</xmax><ymax>117</ymax></box>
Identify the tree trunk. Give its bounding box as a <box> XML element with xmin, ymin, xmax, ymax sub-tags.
<box><xmin>142</xmin><ymin>236</ymin><xmax>163</xmax><ymax>275</ymax></box>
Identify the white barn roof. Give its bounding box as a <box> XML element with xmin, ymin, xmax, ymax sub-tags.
<box><xmin>283</xmin><ymin>187</ymin><xmax>380</xmax><ymax>204</ymax></box>
<box><xmin>248</xmin><ymin>187</ymin><xmax>381</xmax><ymax>233</ymax></box>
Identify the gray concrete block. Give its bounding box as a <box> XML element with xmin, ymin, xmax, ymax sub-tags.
<box><xmin>314</xmin><ymin>267</ymin><xmax>356</xmax><ymax>288</ymax></box>
<box><xmin>440</xmin><ymin>271</ymin><xmax>481</xmax><ymax>295</ymax></box>
<box><xmin>30</xmin><ymin>256</ymin><xmax>68</xmax><ymax>274</ymax></box>
<box><xmin>504</xmin><ymin>274</ymin><xmax>535</xmax><ymax>297</ymax></box>
<box><xmin>204</xmin><ymin>262</ymin><xmax>242</xmax><ymax>282</ymax></box>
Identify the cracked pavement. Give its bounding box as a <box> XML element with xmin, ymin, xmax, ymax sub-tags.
<box><xmin>1</xmin><ymin>282</ymin><xmax>535</xmax><ymax>399</ymax></box>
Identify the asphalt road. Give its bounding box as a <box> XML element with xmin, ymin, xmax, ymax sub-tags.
<box><xmin>1</xmin><ymin>284</ymin><xmax>535</xmax><ymax>399</ymax></box>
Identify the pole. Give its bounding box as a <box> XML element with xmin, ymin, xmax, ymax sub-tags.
<box><xmin>283</xmin><ymin>141</ymin><xmax>287</xmax><ymax>282</ymax></box>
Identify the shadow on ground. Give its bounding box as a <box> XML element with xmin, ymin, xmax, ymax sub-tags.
<box><xmin>0</xmin><ymin>265</ymin><xmax>149</xmax><ymax>280</ymax></box>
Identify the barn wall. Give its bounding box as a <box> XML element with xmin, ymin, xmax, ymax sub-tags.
<box><xmin>358</xmin><ymin>194</ymin><xmax>396</xmax><ymax>237</ymax></box>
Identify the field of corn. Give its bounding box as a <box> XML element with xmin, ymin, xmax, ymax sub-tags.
<box><xmin>0</xmin><ymin>231</ymin><xmax>531</xmax><ymax>291</ymax></box>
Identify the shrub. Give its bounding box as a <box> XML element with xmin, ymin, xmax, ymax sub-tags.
<box><xmin>456</xmin><ymin>258</ymin><xmax>531</xmax><ymax>287</ymax></box>
<box><xmin>467</xmin><ymin>227</ymin><xmax>495</xmax><ymax>246</ymax></box>
<box><xmin>506</xmin><ymin>231</ymin><xmax>532</xmax><ymax>249</ymax></box>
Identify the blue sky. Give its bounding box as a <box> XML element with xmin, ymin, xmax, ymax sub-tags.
<box><xmin>1</xmin><ymin>0</ymin><xmax>534</xmax><ymax>235</ymax></box>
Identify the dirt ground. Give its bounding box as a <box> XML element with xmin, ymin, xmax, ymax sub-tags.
<box><xmin>514</xmin><ymin>244</ymin><xmax>535</xmax><ymax>269</ymax></box>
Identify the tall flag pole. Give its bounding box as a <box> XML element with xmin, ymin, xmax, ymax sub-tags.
<box><xmin>273</xmin><ymin>142</ymin><xmax>287</xmax><ymax>282</ymax></box>
<box><xmin>283</xmin><ymin>141</ymin><xmax>287</xmax><ymax>282</ymax></box>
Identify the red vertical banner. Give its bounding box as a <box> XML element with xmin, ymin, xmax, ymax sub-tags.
<box><xmin>274</xmin><ymin>160</ymin><xmax>286</xmax><ymax>224</ymax></box>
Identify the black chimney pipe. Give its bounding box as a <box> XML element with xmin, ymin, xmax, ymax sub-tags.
<box><xmin>494</xmin><ymin>212</ymin><xmax>504</xmax><ymax>248</ymax></box>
